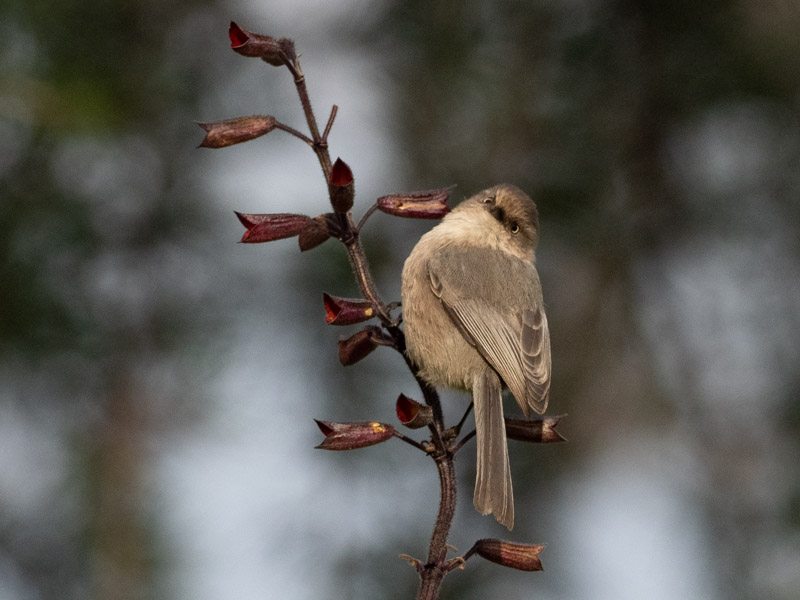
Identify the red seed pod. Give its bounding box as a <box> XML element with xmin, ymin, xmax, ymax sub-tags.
<box><xmin>197</xmin><ymin>115</ymin><xmax>276</xmax><ymax>148</ymax></box>
<box><xmin>314</xmin><ymin>419</ymin><xmax>395</xmax><ymax>451</ymax></box>
<box><xmin>469</xmin><ymin>539</ymin><xmax>545</xmax><ymax>572</ymax></box>
<box><xmin>234</xmin><ymin>212</ymin><xmax>312</xmax><ymax>243</ymax></box>
<box><xmin>328</xmin><ymin>158</ymin><xmax>355</xmax><ymax>213</ymax></box>
<box><xmin>395</xmin><ymin>394</ymin><xmax>433</xmax><ymax>429</ymax></box>
<box><xmin>323</xmin><ymin>293</ymin><xmax>376</xmax><ymax>326</ymax></box>
<box><xmin>376</xmin><ymin>186</ymin><xmax>454</xmax><ymax>219</ymax></box>
<box><xmin>228</xmin><ymin>22</ymin><xmax>285</xmax><ymax>66</ymax></box>
<box><xmin>298</xmin><ymin>215</ymin><xmax>332</xmax><ymax>252</ymax></box>
<box><xmin>504</xmin><ymin>415</ymin><xmax>567</xmax><ymax>444</ymax></box>
<box><xmin>337</xmin><ymin>328</ymin><xmax>380</xmax><ymax>366</ymax></box>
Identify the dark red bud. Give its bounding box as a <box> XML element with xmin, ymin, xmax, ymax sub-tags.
<box><xmin>376</xmin><ymin>186</ymin><xmax>454</xmax><ymax>219</ymax></box>
<box><xmin>228</xmin><ymin>22</ymin><xmax>286</xmax><ymax>66</ymax></box>
<box><xmin>469</xmin><ymin>539</ymin><xmax>545</xmax><ymax>572</ymax></box>
<box><xmin>329</xmin><ymin>158</ymin><xmax>355</xmax><ymax>213</ymax></box>
<box><xmin>396</xmin><ymin>394</ymin><xmax>433</xmax><ymax>429</ymax></box>
<box><xmin>323</xmin><ymin>293</ymin><xmax>376</xmax><ymax>326</ymax></box>
<box><xmin>337</xmin><ymin>328</ymin><xmax>380</xmax><ymax>366</ymax></box>
<box><xmin>330</xmin><ymin>158</ymin><xmax>353</xmax><ymax>186</ymax></box>
<box><xmin>197</xmin><ymin>115</ymin><xmax>276</xmax><ymax>148</ymax></box>
<box><xmin>314</xmin><ymin>419</ymin><xmax>395</xmax><ymax>451</ymax></box>
<box><xmin>297</xmin><ymin>215</ymin><xmax>332</xmax><ymax>252</ymax></box>
<box><xmin>505</xmin><ymin>415</ymin><xmax>567</xmax><ymax>444</ymax></box>
<box><xmin>234</xmin><ymin>211</ymin><xmax>312</xmax><ymax>243</ymax></box>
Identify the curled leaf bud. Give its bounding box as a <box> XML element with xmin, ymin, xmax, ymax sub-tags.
<box><xmin>505</xmin><ymin>416</ymin><xmax>567</xmax><ymax>444</ymax></box>
<box><xmin>229</xmin><ymin>21</ymin><xmax>286</xmax><ymax>66</ymax></box>
<box><xmin>298</xmin><ymin>215</ymin><xmax>332</xmax><ymax>252</ymax></box>
<box><xmin>314</xmin><ymin>419</ymin><xmax>395</xmax><ymax>451</ymax></box>
<box><xmin>396</xmin><ymin>394</ymin><xmax>433</xmax><ymax>429</ymax></box>
<box><xmin>376</xmin><ymin>186</ymin><xmax>454</xmax><ymax>219</ymax></box>
<box><xmin>197</xmin><ymin>115</ymin><xmax>276</xmax><ymax>148</ymax></box>
<box><xmin>337</xmin><ymin>327</ymin><xmax>380</xmax><ymax>366</ymax></box>
<box><xmin>329</xmin><ymin>158</ymin><xmax>355</xmax><ymax>213</ymax></box>
<box><xmin>235</xmin><ymin>212</ymin><xmax>312</xmax><ymax>243</ymax></box>
<box><xmin>323</xmin><ymin>293</ymin><xmax>376</xmax><ymax>326</ymax></box>
<box><xmin>469</xmin><ymin>539</ymin><xmax>545</xmax><ymax>572</ymax></box>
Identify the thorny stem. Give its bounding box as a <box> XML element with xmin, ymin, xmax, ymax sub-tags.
<box><xmin>282</xmin><ymin>53</ymin><xmax>332</xmax><ymax>180</ymax></box>
<box><xmin>452</xmin><ymin>429</ymin><xmax>476</xmax><ymax>455</ymax></box>
<box><xmin>454</xmin><ymin>402</ymin><xmax>475</xmax><ymax>434</ymax></box>
<box><xmin>283</xmin><ymin>45</ymin><xmax>459</xmax><ymax>600</ymax></box>
<box><xmin>343</xmin><ymin>217</ymin><xmax>449</xmax><ymax>459</ymax></box>
<box><xmin>355</xmin><ymin>202</ymin><xmax>379</xmax><ymax>233</ymax></box>
<box><xmin>322</xmin><ymin>105</ymin><xmax>338</xmax><ymax>142</ymax></box>
<box><xmin>342</xmin><ymin>220</ymin><xmax>393</xmax><ymax>324</ymax></box>
<box><xmin>273</xmin><ymin>120</ymin><xmax>314</xmax><ymax>146</ymax></box>
<box><xmin>451</xmin><ymin>404</ymin><xmax>476</xmax><ymax>454</ymax></box>
<box><xmin>393</xmin><ymin>430</ymin><xmax>429</xmax><ymax>453</ymax></box>
<box><xmin>418</xmin><ymin>454</ymin><xmax>457</xmax><ymax>600</ymax></box>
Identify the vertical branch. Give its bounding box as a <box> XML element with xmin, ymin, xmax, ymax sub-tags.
<box><xmin>417</xmin><ymin>453</ymin><xmax>458</xmax><ymax>600</ymax></box>
<box><xmin>282</xmin><ymin>54</ymin><xmax>333</xmax><ymax>180</ymax></box>
<box><xmin>343</xmin><ymin>228</ymin><xmax>393</xmax><ymax>324</ymax></box>
<box><xmin>341</xmin><ymin>207</ymin><xmax>455</xmax><ymax>600</ymax></box>
<box><xmin>218</xmin><ymin>24</ymin><xmax>496</xmax><ymax>600</ymax></box>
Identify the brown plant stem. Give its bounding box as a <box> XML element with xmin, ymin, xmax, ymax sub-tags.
<box><xmin>453</xmin><ymin>429</ymin><xmax>476</xmax><ymax>455</ymax></box>
<box><xmin>453</xmin><ymin>402</ymin><xmax>474</xmax><ymax>435</ymax></box>
<box><xmin>281</xmin><ymin>43</ymin><xmax>459</xmax><ymax>600</ymax></box>
<box><xmin>355</xmin><ymin>202</ymin><xmax>380</xmax><ymax>232</ymax></box>
<box><xmin>417</xmin><ymin>452</ymin><xmax>458</xmax><ymax>600</ymax></box>
<box><xmin>335</xmin><ymin>160</ymin><xmax>456</xmax><ymax>600</ymax></box>
<box><xmin>342</xmin><ymin>223</ymin><xmax>393</xmax><ymax>324</ymax></box>
<box><xmin>322</xmin><ymin>105</ymin><xmax>338</xmax><ymax>142</ymax></box>
<box><xmin>343</xmin><ymin>218</ymin><xmax>456</xmax><ymax>600</ymax></box>
<box><xmin>281</xmin><ymin>53</ymin><xmax>332</xmax><ymax>180</ymax></box>
<box><xmin>273</xmin><ymin>120</ymin><xmax>314</xmax><ymax>145</ymax></box>
<box><xmin>392</xmin><ymin>430</ymin><xmax>430</xmax><ymax>453</ymax></box>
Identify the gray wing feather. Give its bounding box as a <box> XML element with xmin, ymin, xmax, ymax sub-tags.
<box><xmin>429</xmin><ymin>248</ymin><xmax>550</xmax><ymax>415</ymax></box>
<box><xmin>520</xmin><ymin>308</ymin><xmax>551</xmax><ymax>414</ymax></box>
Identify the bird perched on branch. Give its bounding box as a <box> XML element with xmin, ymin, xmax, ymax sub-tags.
<box><xmin>401</xmin><ymin>183</ymin><xmax>551</xmax><ymax>530</ymax></box>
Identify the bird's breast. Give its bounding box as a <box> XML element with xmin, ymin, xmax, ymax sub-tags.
<box><xmin>401</xmin><ymin>238</ymin><xmax>489</xmax><ymax>391</ymax></box>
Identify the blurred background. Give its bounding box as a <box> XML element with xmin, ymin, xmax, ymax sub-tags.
<box><xmin>2</xmin><ymin>0</ymin><xmax>799</xmax><ymax>598</ymax></box>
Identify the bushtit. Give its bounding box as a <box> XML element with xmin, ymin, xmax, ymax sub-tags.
<box><xmin>401</xmin><ymin>183</ymin><xmax>551</xmax><ymax>530</ymax></box>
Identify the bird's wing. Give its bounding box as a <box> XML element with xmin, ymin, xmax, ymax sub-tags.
<box><xmin>428</xmin><ymin>247</ymin><xmax>550</xmax><ymax>415</ymax></box>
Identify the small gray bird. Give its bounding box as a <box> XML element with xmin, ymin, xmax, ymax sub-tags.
<box><xmin>401</xmin><ymin>183</ymin><xmax>551</xmax><ymax>530</ymax></box>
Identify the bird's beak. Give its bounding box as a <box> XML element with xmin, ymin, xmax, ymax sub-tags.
<box><xmin>489</xmin><ymin>204</ymin><xmax>505</xmax><ymax>223</ymax></box>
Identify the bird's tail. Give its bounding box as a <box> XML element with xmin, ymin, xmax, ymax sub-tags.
<box><xmin>473</xmin><ymin>373</ymin><xmax>514</xmax><ymax>530</ymax></box>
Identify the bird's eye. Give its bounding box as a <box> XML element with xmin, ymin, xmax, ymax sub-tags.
<box><xmin>483</xmin><ymin>196</ymin><xmax>494</xmax><ymax>204</ymax></box>
<box><xmin>510</xmin><ymin>222</ymin><xmax>520</xmax><ymax>234</ymax></box>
